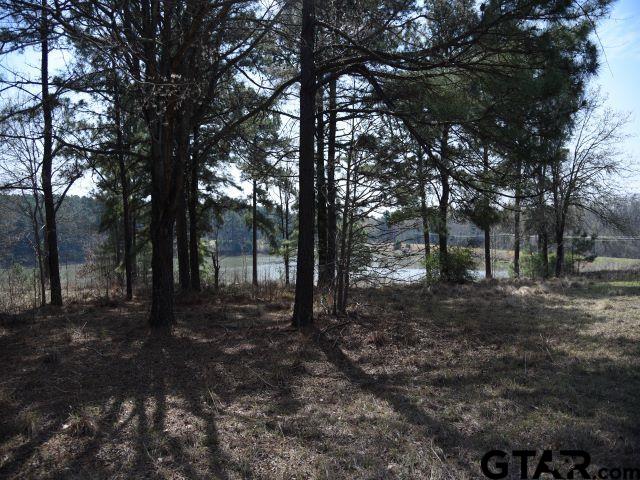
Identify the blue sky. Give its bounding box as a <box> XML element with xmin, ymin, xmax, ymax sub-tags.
<box><xmin>595</xmin><ymin>0</ymin><xmax>640</xmax><ymax>192</ymax></box>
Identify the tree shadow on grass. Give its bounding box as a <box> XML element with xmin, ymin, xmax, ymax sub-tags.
<box><xmin>312</xmin><ymin>284</ymin><xmax>640</xmax><ymax>476</ymax></box>
<box><xmin>0</xmin><ymin>301</ymin><xmax>307</xmax><ymax>479</ymax></box>
<box><xmin>1</xmin><ymin>284</ymin><xmax>639</xmax><ymax>479</ymax></box>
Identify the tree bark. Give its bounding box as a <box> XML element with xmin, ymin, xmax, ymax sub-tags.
<box><xmin>555</xmin><ymin>218</ymin><xmax>565</xmax><ymax>277</ymax></box>
<box><xmin>340</xmin><ymin>163</ymin><xmax>358</xmax><ymax>313</ymax></box>
<box><xmin>535</xmin><ymin>164</ymin><xmax>549</xmax><ymax>279</ymax></box>
<box><xmin>131</xmin><ymin>211</ymin><xmax>137</xmax><ymax>279</ymax></box>
<box><xmin>335</xmin><ymin>143</ymin><xmax>353</xmax><ymax>315</ymax></box>
<box><xmin>284</xmin><ymin>200</ymin><xmax>290</xmax><ymax>285</ymax></box>
<box><xmin>114</xmin><ymin>221</ymin><xmax>121</xmax><ymax>269</ymax></box>
<box><xmin>417</xmin><ymin>148</ymin><xmax>430</xmax><ymax>269</ymax></box>
<box><xmin>482</xmin><ymin>145</ymin><xmax>492</xmax><ymax>279</ymax></box>
<box><xmin>541</xmin><ymin>231</ymin><xmax>549</xmax><ymax>278</ymax></box>
<box><xmin>292</xmin><ymin>0</ymin><xmax>316</xmax><ymax>328</ymax></box>
<box><xmin>150</xmin><ymin>212</ymin><xmax>175</xmax><ymax>327</ymax></box>
<box><xmin>326</xmin><ymin>77</ymin><xmax>337</xmax><ymax>287</ymax></box>
<box><xmin>148</xmin><ymin>114</ymin><xmax>183</xmax><ymax>327</ymax></box>
<box><xmin>188</xmin><ymin>127</ymin><xmax>201</xmax><ymax>291</ymax></box>
<box><xmin>212</xmin><ymin>252</ymin><xmax>220</xmax><ymax>290</ymax></box>
<box><xmin>437</xmin><ymin>126</ymin><xmax>450</xmax><ymax>279</ymax></box>
<box><xmin>278</xmin><ymin>184</ymin><xmax>290</xmax><ymax>285</ymax></box>
<box><xmin>113</xmin><ymin>65</ymin><xmax>133</xmax><ymax>300</ymax></box>
<box><xmin>252</xmin><ymin>178</ymin><xmax>258</xmax><ymax>287</ymax></box>
<box><xmin>175</xmin><ymin>121</ymin><xmax>191</xmax><ymax>291</ymax></box>
<box><xmin>484</xmin><ymin>228</ymin><xmax>492</xmax><ymax>279</ymax></box>
<box><xmin>513</xmin><ymin>157</ymin><xmax>522</xmax><ymax>278</ymax></box>
<box><xmin>438</xmin><ymin>171</ymin><xmax>449</xmax><ymax>278</ymax></box>
<box><xmin>176</xmin><ymin>181</ymin><xmax>190</xmax><ymax>290</ymax></box>
<box><xmin>316</xmin><ymin>88</ymin><xmax>329</xmax><ymax>287</ymax></box>
<box><xmin>40</xmin><ymin>0</ymin><xmax>62</xmax><ymax>306</ymax></box>
<box><xmin>30</xmin><ymin>193</ymin><xmax>46</xmax><ymax>306</ymax></box>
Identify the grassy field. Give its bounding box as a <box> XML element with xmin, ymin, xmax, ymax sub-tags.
<box><xmin>1</xmin><ymin>278</ymin><xmax>639</xmax><ymax>479</ymax></box>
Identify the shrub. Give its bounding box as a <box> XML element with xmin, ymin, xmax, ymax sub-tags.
<box><xmin>519</xmin><ymin>251</ymin><xmax>589</xmax><ymax>278</ymax></box>
<box><xmin>520</xmin><ymin>252</ymin><xmax>553</xmax><ymax>278</ymax></box>
<box><xmin>423</xmin><ymin>247</ymin><xmax>476</xmax><ymax>284</ymax></box>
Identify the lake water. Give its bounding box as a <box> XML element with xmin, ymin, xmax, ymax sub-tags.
<box><xmin>213</xmin><ymin>255</ymin><xmax>509</xmax><ymax>284</ymax></box>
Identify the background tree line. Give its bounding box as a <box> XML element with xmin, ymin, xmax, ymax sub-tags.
<box><xmin>0</xmin><ymin>0</ymin><xmax>632</xmax><ymax>327</ymax></box>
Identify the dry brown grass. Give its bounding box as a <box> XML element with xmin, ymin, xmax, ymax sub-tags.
<box><xmin>1</xmin><ymin>280</ymin><xmax>639</xmax><ymax>479</ymax></box>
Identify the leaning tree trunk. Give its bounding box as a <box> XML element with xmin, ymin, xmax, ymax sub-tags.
<box><xmin>40</xmin><ymin>0</ymin><xmax>62</xmax><ymax>306</ymax></box>
<box><xmin>292</xmin><ymin>0</ymin><xmax>316</xmax><ymax>328</ymax></box>
<box><xmin>316</xmin><ymin>88</ymin><xmax>329</xmax><ymax>287</ymax></box>
<box><xmin>188</xmin><ymin>127</ymin><xmax>201</xmax><ymax>291</ymax></box>
<box><xmin>326</xmin><ymin>77</ymin><xmax>338</xmax><ymax>288</ymax></box>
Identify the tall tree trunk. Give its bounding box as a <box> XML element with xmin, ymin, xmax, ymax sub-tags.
<box><xmin>555</xmin><ymin>217</ymin><xmax>565</xmax><ymax>277</ymax></box>
<box><xmin>212</xmin><ymin>236</ymin><xmax>220</xmax><ymax>290</ymax></box>
<box><xmin>150</xmin><ymin>211</ymin><xmax>175</xmax><ymax>327</ymax></box>
<box><xmin>148</xmin><ymin>115</ymin><xmax>182</xmax><ymax>327</ymax></box>
<box><xmin>42</xmin><ymin>227</ymin><xmax>50</xmax><ymax>280</ymax></box>
<box><xmin>339</xmin><ymin>163</ymin><xmax>358</xmax><ymax>313</ymax></box>
<box><xmin>438</xmin><ymin>171</ymin><xmax>449</xmax><ymax>278</ymax></box>
<box><xmin>113</xmin><ymin>65</ymin><xmax>133</xmax><ymax>300</ymax></box>
<box><xmin>513</xmin><ymin>157</ymin><xmax>522</xmax><ymax>278</ymax></box>
<box><xmin>292</xmin><ymin>0</ymin><xmax>316</xmax><ymax>328</ymax></box>
<box><xmin>40</xmin><ymin>0</ymin><xmax>62</xmax><ymax>306</ymax></box>
<box><xmin>326</xmin><ymin>77</ymin><xmax>337</xmax><ymax>287</ymax></box>
<box><xmin>437</xmin><ymin>126</ymin><xmax>450</xmax><ymax>279</ymax></box>
<box><xmin>118</xmin><ymin>155</ymin><xmax>133</xmax><ymax>299</ymax></box>
<box><xmin>284</xmin><ymin>200</ymin><xmax>290</xmax><ymax>285</ymax></box>
<box><xmin>30</xmin><ymin>194</ymin><xmax>46</xmax><ymax>306</ymax></box>
<box><xmin>484</xmin><ymin>228</ymin><xmax>492</xmax><ymax>279</ymax></box>
<box><xmin>536</xmin><ymin>165</ymin><xmax>549</xmax><ymax>279</ymax></box>
<box><xmin>252</xmin><ymin>178</ymin><xmax>258</xmax><ymax>287</ymax></box>
<box><xmin>176</xmin><ymin>182</ymin><xmax>190</xmax><ymax>290</ymax></box>
<box><xmin>335</xmin><ymin>144</ymin><xmax>353</xmax><ymax>315</ymax></box>
<box><xmin>541</xmin><ymin>231</ymin><xmax>549</xmax><ymax>278</ymax></box>
<box><xmin>483</xmin><ymin>145</ymin><xmax>492</xmax><ymax>279</ymax></box>
<box><xmin>175</xmin><ymin>120</ymin><xmax>191</xmax><ymax>291</ymax></box>
<box><xmin>316</xmin><ymin>88</ymin><xmax>329</xmax><ymax>287</ymax></box>
<box><xmin>417</xmin><ymin>148</ymin><xmax>430</xmax><ymax>269</ymax></box>
<box><xmin>114</xmin><ymin>221</ymin><xmax>121</xmax><ymax>268</ymax></box>
<box><xmin>131</xmin><ymin>211</ymin><xmax>137</xmax><ymax>279</ymax></box>
<box><xmin>188</xmin><ymin>127</ymin><xmax>201</xmax><ymax>291</ymax></box>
